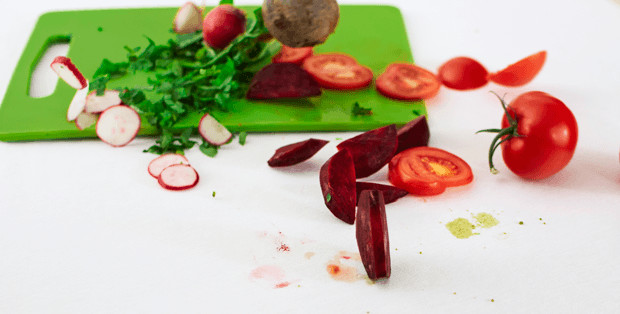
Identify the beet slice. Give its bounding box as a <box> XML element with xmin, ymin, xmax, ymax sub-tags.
<box><xmin>319</xmin><ymin>149</ymin><xmax>356</xmax><ymax>224</ymax></box>
<box><xmin>355</xmin><ymin>182</ymin><xmax>408</xmax><ymax>205</ymax></box>
<box><xmin>396</xmin><ymin>115</ymin><xmax>430</xmax><ymax>154</ymax></box>
<box><xmin>246</xmin><ymin>63</ymin><xmax>321</xmax><ymax>99</ymax></box>
<box><xmin>268</xmin><ymin>138</ymin><xmax>329</xmax><ymax>167</ymax></box>
<box><xmin>356</xmin><ymin>190</ymin><xmax>391</xmax><ymax>281</ymax></box>
<box><xmin>336</xmin><ymin>124</ymin><xmax>398</xmax><ymax>178</ymax></box>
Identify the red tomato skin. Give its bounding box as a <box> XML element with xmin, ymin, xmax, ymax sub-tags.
<box><xmin>489</xmin><ymin>51</ymin><xmax>547</xmax><ymax>87</ymax></box>
<box><xmin>272</xmin><ymin>46</ymin><xmax>314</xmax><ymax>65</ymax></box>
<box><xmin>500</xmin><ymin>91</ymin><xmax>578</xmax><ymax>180</ymax></box>
<box><xmin>376</xmin><ymin>63</ymin><xmax>441</xmax><ymax>100</ymax></box>
<box><xmin>437</xmin><ymin>57</ymin><xmax>489</xmax><ymax>90</ymax></box>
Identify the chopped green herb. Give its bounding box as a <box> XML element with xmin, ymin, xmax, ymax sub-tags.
<box><xmin>91</xmin><ymin>8</ymin><xmax>279</xmax><ymax>155</ymax></box>
<box><xmin>351</xmin><ymin>102</ymin><xmax>372</xmax><ymax>116</ymax></box>
<box><xmin>238</xmin><ymin>131</ymin><xmax>248</xmax><ymax>145</ymax></box>
<box><xmin>326</xmin><ymin>193</ymin><xmax>332</xmax><ymax>202</ymax></box>
<box><xmin>212</xmin><ymin>191</ymin><xmax>216</xmax><ymax>197</ymax></box>
<box><xmin>219</xmin><ymin>0</ymin><xmax>234</xmax><ymax>4</ymax></box>
<box><xmin>519</xmin><ymin>221</ymin><xmax>524</xmax><ymax>225</ymax></box>
<box><xmin>412</xmin><ymin>109</ymin><xmax>422</xmax><ymax>116</ymax></box>
<box><xmin>97</xmin><ymin>27</ymin><xmax>103</xmax><ymax>32</ymax></box>
<box><xmin>199</xmin><ymin>141</ymin><xmax>220</xmax><ymax>157</ymax></box>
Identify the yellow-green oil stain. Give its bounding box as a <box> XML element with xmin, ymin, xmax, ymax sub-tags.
<box><xmin>446</xmin><ymin>218</ymin><xmax>476</xmax><ymax>239</ymax></box>
<box><xmin>474</xmin><ymin>212</ymin><xmax>499</xmax><ymax>228</ymax></box>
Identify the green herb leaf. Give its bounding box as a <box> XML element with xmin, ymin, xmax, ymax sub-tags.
<box><xmin>199</xmin><ymin>142</ymin><xmax>219</xmax><ymax>157</ymax></box>
<box><xmin>219</xmin><ymin>0</ymin><xmax>234</xmax><ymax>5</ymax></box>
<box><xmin>352</xmin><ymin>102</ymin><xmax>373</xmax><ymax>116</ymax></box>
<box><xmin>238</xmin><ymin>131</ymin><xmax>247</xmax><ymax>145</ymax></box>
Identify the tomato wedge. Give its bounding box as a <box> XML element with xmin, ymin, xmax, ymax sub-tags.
<box><xmin>302</xmin><ymin>53</ymin><xmax>373</xmax><ymax>90</ymax></box>
<box><xmin>437</xmin><ymin>57</ymin><xmax>489</xmax><ymax>90</ymax></box>
<box><xmin>272</xmin><ymin>45</ymin><xmax>314</xmax><ymax>65</ymax></box>
<box><xmin>376</xmin><ymin>63</ymin><xmax>441</xmax><ymax>100</ymax></box>
<box><xmin>488</xmin><ymin>51</ymin><xmax>547</xmax><ymax>87</ymax></box>
<box><xmin>388</xmin><ymin>147</ymin><xmax>473</xmax><ymax>196</ymax></box>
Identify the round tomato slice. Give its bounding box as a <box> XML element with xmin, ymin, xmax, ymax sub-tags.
<box><xmin>272</xmin><ymin>45</ymin><xmax>314</xmax><ymax>65</ymax></box>
<box><xmin>488</xmin><ymin>51</ymin><xmax>547</xmax><ymax>87</ymax></box>
<box><xmin>437</xmin><ymin>57</ymin><xmax>488</xmax><ymax>90</ymax></box>
<box><xmin>388</xmin><ymin>147</ymin><xmax>473</xmax><ymax>196</ymax></box>
<box><xmin>376</xmin><ymin>63</ymin><xmax>441</xmax><ymax>100</ymax></box>
<box><xmin>302</xmin><ymin>53</ymin><xmax>373</xmax><ymax>90</ymax></box>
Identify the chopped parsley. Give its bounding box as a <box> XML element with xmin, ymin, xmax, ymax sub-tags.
<box><xmin>90</xmin><ymin>7</ymin><xmax>280</xmax><ymax>156</ymax></box>
<box><xmin>238</xmin><ymin>131</ymin><xmax>248</xmax><ymax>145</ymax></box>
<box><xmin>351</xmin><ymin>102</ymin><xmax>372</xmax><ymax>116</ymax></box>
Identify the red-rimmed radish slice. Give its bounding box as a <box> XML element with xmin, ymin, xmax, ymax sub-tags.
<box><xmin>85</xmin><ymin>90</ymin><xmax>122</xmax><ymax>113</ymax></box>
<box><xmin>96</xmin><ymin>105</ymin><xmax>141</xmax><ymax>147</ymax></box>
<box><xmin>158</xmin><ymin>164</ymin><xmax>199</xmax><ymax>191</ymax></box>
<box><xmin>75</xmin><ymin>112</ymin><xmax>98</xmax><ymax>130</ymax></box>
<box><xmin>50</xmin><ymin>56</ymin><xmax>87</xmax><ymax>89</ymax></box>
<box><xmin>174</xmin><ymin>2</ymin><xmax>203</xmax><ymax>34</ymax></box>
<box><xmin>148</xmin><ymin>153</ymin><xmax>190</xmax><ymax>178</ymax></box>
<box><xmin>67</xmin><ymin>80</ymin><xmax>89</xmax><ymax>121</ymax></box>
<box><xmin>198</xmin><ymin>113</ymin><xmax>232</xmax><ymax>145</ymax></box>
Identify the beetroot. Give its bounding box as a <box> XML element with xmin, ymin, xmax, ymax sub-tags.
<box><xmin>356</xmin><ymin>190</ymin><xmax>390</xmax><ymax>281</ymax></box>
<box><xmin>246</xmin><ymin>63</ymin><xmax>321</xmax><ymax>99</ymax></box>
<box><xmin>268</xmin><ymin>138</ymin><xmax>329</xmax><ymax>167</ymax></box>
<box><xmin>319</xmin><ymin>149</ymin><xmax>356</xmax><ymax>224</ymax></box>
<box><xmin>396</xmin><ymin>115</ymin><xmax>430</xmax><ymax>154</ymax></box>
<box><xmin>356</xmin><ymin>182</ymin><xmax>408</xmax><ymax>205</ymax></box>
<box><xmin>336</xmin><ymin>124</ymin><xmax>398</xmax><ymax>178</ymax></box>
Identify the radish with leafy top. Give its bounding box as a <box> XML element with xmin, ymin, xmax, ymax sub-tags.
<box><xmin>96</xmin><ymin>105</ymin><xmax>141</xmax><ymax>147</ymax></box>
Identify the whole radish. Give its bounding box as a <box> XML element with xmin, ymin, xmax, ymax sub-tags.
<box><xmin>203</xmin><ymin>4</ymin><xmax>246</xmax><ymax>49</ymax></box>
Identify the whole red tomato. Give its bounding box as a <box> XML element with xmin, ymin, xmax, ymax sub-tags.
<box><xmin>480</xmin><ymin>91</ymin><xmax>578</xmax><ymax>180</ymax></box>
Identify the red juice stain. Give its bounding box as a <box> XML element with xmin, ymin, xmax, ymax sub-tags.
<box><xmin>327</xmin><ymin>264</ymin><xmax>341</xmax><ymax>275</ymax></box>
<box><xmin>341</xmin><ymin>255</ymin><xmax>351</xmax><ymax>259</ymax></box>
<box><xmin>277</xmin><ymin>243</ymin><xmax>290</xmax><ymax>252</ymax></box>
<box><xmin>274</xmin><ymin>281</ymin><xmax>291</xmax><ymax>289</ymax></box>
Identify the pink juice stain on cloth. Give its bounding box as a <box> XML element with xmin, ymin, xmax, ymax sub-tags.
<box><xmin>249</xmin><ymin>265</ymin><xmax>291</xmax><ymax>289</ymax></box>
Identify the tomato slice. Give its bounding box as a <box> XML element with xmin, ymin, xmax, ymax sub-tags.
<box><xmin>488</xmin><ymin>51</ymin><xmax>547</xmax><ymax>87</ymax></box>
<box><xmin>437</xmin><ymin>57</ymin><xmax>488</xmax><ymax>90</ymax></box>
<box><xmin>302</xmin><ymin>53</ymin><xmax>373</xmax><ymax>90</ymax></box>
<box><xmin>272</xmin><ymin>45</ymin><xmax>314</xmax><ymax>65</ymax></box>
<box><xmin>388</xmin><ymin>147</ymin><xmax>473</xmax><ymax>196</ymax></box>
<box><xmin>376</xmin><ymin>63</ymin><xmax>441</xmax><ymax>100</ymax></box>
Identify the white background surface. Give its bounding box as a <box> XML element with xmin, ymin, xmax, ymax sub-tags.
<box><xmin>1</xmin><ymin>0</ymin><xmax>620</xmax><ymax>313</ymax></box>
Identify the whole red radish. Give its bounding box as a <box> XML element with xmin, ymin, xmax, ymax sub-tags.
<box><xmin>319</xmin><ymin>149</ymin><xmax>356</xmax><ymax>224</ymax></box>
<box><xmin>203</xmin><ymin>5</ymin><xmax>246</xmax><ymax>49</ymax></box>
<box><xmin>356</xmin><ymin>190</ymin><xmax>390</xmax><ymax>281</ymax></box>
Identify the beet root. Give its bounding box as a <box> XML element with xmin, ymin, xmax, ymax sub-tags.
<box><xmin>246</xmin><ymin>63</ymin><xmax>321</xmax><ymax>99</ymax></box>
<box><xmin>336</xmin><ymin>124</ymin><xmax>398</xmax><ymax>178</ymax></box>
<box><xmin>396</xmin><ymin>115</ymin><xmax>430</xmax><ymax>154</ymax></box>
<box><xmin>356</xmin><ymin>190</ymin><xmax>391</xmax><ymax>281</ymax></box>
<box><xmin>319</xmin><ymin>149</ymin><xmax>356</xmax><ymax>224</ymax></box>
<box><xmin>355</xmin><ymin>182</ymin><xmax>408</xmax><ymax>205</ymax></box>
<box><xmin>268</xmin><ymin>138</ymin><xmax>329</xmax><ymax>167</ymax></box>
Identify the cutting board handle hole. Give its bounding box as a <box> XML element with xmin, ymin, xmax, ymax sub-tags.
<box><xmin>29</xmin><ymin>36</ymin><xmax>71</xmax><ymax>98</ymax></box>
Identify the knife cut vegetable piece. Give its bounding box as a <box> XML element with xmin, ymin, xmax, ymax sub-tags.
<box><xmin>75</xmin><ymin>112</ymin><xmax>98</xmax><ymax>130</ymax></box>
<box><xmin>337</xmin><ymin>124</ymin><xmax>398</xmax><ymax>178</ymax></box>
<box><xmin>50</xmin><ymin>56</ymin><xmax>88</xmax><ymax>90</ymax></box>
<box><xmin>488</xmin><ymin>51</ymin><xmax>547</xmax><ymax>87</ymax></box>
<box><xmin>356</xmin><ymin>190</ymin><xmax>391</xmax><ymax>281</ymax></box>
<box><xmin>174</xmin><ymin>2</ymin><xmax>203</xmax><ymax>34</ymax></box>
<box><xmin>198</xmin><ymin>113</ymin><xmax>232</xmax><ymax>146</ymax></box>
<box><xmin>158</xmin><ymin>164</ymin><xmax>199</xmax><ymax>191</ymax></box>
<box><xmin>272</xmin><ymin>45</ymin><xmax>314</xmax><ymax>65</ymax></box>
<box><xmin>96</xmin><ymin>105</ymin><xmax>141</xmax><ymax>147</ymax></box>
<box><xmin>262</xmin><ymin>0</ymin><xmax>339</xmax><ymax>48</ymax></box>
<box><xmin>376</xmin><ymin>63</ymin><xmax>441</xmax><ymax>100</ymax></box>
<box><xmin>268</xmin><ymin>138</ymin><xmax>329</xmax><ymax>167</ymax></box>
<box><xmin>437</xmin><ymin>56</ymin><xmax>488</xmax><ymax>90</ymax></box>
<box><xmin>84</xmin><ymin>89</ymin><xmax>122</xmax><ymax>113</ymax></box>
<box><xmin>388</xmin><ymin>147</ymin><xmax>473</xmax><ymax>196</ymax></box>
<box><xmin>67</xmin><ymin>81</ymin><xmax>89</xmax><ymax>121</ymax></box>
<box><xmin>246</xmin><ymin>63</ymin><xmax>321</xmax><ymax>99</ymax></box>
<box><xmin>302</xmin><ymin>53</ymin><xmax>373</xmax><ymax>90</ymax></box>
<box><xmin>355</xmin><ymin>182</ymin><xmax>408</xmax><ymax>205</ymax></box>
<box><xmin>148</xmin><ymin>153</ymin><xmax>190</xmax><ymax>178</ymax></box>
<box><xmin>396</xmin><ymin>115</ymin><xmax>430</xmax><ymax>154</ymax></box>
<box><xmin>203</xmin><ymin>4</ymin><xmax>246</xmax><ymax>49</ymax></box>
<box><xmin>319</xmin><ymin>149</ymin><xmax>357</xmax><ymax>224</ymax></box>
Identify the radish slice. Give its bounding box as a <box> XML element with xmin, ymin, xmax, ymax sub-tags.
<box><xmin>75</xmin><ymin>112</ymin><xmax>99</xmax><ymax>130</ymax></box>
<box><xmin>158</xmin><ymin>164</ymin><xmax>199</xmax><ymax>190</ymax></box>
<box><xmin>85</xmin><ymin>90</ymin><xmax>122</xmax><ymax>113</ymax></box>
<box><xmin>96</xmin><ymin>105</ymin><xmax>141</xmax><ymax>147</ymax></box>
<box><xmin>67</xmin><ymin>80</ymin><xmax>90</xmax><ymax>121</ymax></box>
<box><xmin>174</xmin><ymin>2</ymin><xmax>203</xmax><ymax>34</ymax></box>
<box><xmin>198</xmin><ymin>113</ymin><xmax>232</xmax><ymax>145</ymax></box>
<box><xmin>50</xmin><ymin>56</ymin><xmax>88</xmax><ymax>89</ymax></box>
<box><xmin>148</xmin><ymin>153</ymin><xmax>190</xmax><ymax>178</ymax></box>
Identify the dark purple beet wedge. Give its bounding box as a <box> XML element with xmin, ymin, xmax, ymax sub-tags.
<box><xmin>336</xmin><ymin>124</ymin><xmax>398</xmax><ymax>178</ymax></box>
<box><xmin>396</xmin><ymin>115</ymin><xmax>430</xmax><ymax>154</ymax></box>
<box><xmin>246</xmin><ymin>63</ymin><xmax>321</xmax><ymax>99</ymax></box>
<box><xmin>319</xmin><ymin>149</ymin><xmax>356</xmax><ymax>224</ymax></box>
<box><xmin>268</xmin><ymin>138</ymin><xmax>329</xmax><ymax>167</ymax></box>
<box><xmin>356</xmin><ymin>190</ymin><xmax>391</xmax><ymax>281</ymax></box>
<box><xmin>355</xmin><ymin>182</ymin><xmax>408</xmax><ymax>205</ymax></box>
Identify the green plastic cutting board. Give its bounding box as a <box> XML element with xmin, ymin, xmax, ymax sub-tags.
<box><xmin>0</xmin><ymin>5</ymin><xmax>426</xmax><ymax>142</ymax></box>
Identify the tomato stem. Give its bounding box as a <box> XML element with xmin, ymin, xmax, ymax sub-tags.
<box><xmin>476</xmin><ymin>92</ymin><xmax>522</xmax><ymax>175</ymax></box>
